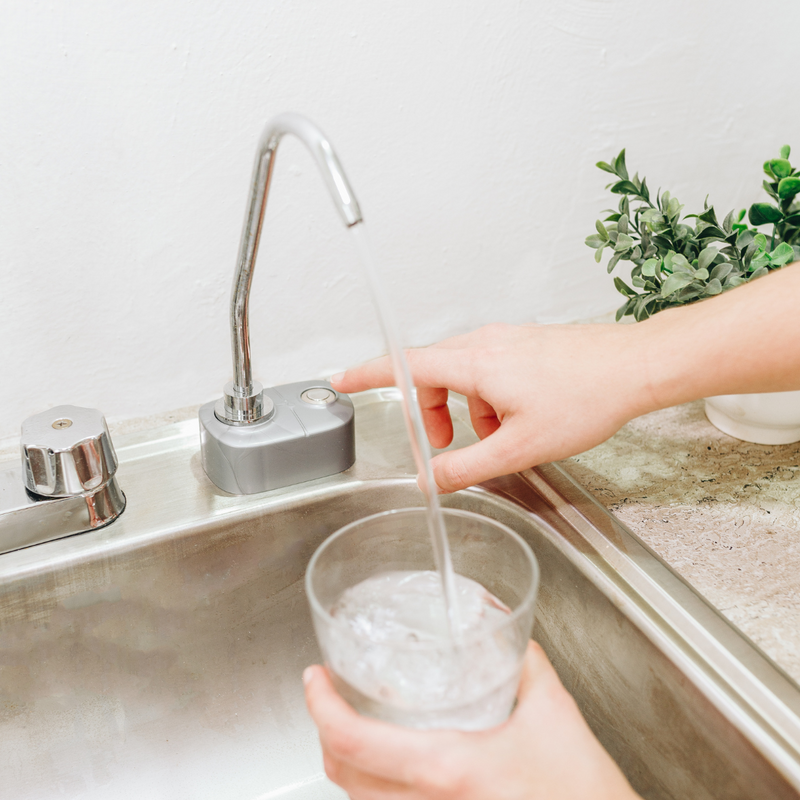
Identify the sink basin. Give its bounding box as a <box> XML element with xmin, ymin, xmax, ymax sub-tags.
<box><xmin>1</xmin><ymin>390</ymin><xmax>800</xmax><ymax>799</ymax></box>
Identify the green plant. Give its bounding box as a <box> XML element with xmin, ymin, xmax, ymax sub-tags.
<box><xmin>586</xmin><ymin>146</ymin><xmax>800</xmax><ymax>321</ymax></box>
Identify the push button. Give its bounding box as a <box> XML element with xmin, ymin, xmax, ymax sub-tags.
<box><xmin>301</xmin><ymin>388</ymin><xmax>336</xmax><ymax>406</ymax></box>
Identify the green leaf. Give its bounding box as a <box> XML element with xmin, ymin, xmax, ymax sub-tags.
<box><xmin>613</xmin><ymin>276</ymin><xmax>637</xmax><ymax>297</ymax></box>
<box><xmin>614</xmin><ymin>149</ymin><xmax>628</xmax><ymax>180</ymax></box>
<box><xmin>694</xmin><ymin>268</ymin><xmax>709</xmax><ymax>281</ymax></box>
<box><xmin>610</xmin><ymin>180</ymin><xmax>640</xmax><ymax>195</ymax></box>
<box><xmin>595</xmin><ymin>219</ymin><xmax>609</xmax><ymax>241</ymax></box>
<box><xmin>725</xmin><ymin>275</ymin><xmax>747</xmax><ymax>289</ymax></box>
<box><xmin>667</xmin><ymin>196</ymin><xmax>683</xmax><ymax>220</ymax></box>
<box><xmin>632</xmin><ymin>274</ymin><xmax>646</xmax><ymax>288</ymax></box>
<box><xmin>781</xmin><ymin>145</ymin><xmax>791</xmax><ymax>160</ymax></box>
<box><xmin>770</xmin><ymin>158</ymin><xmax>792</xmax><ymax>179</ymax></box>
<box><xmin>722</xmin><ymin>209</ymin><xmax>735</xmax><ymax>235</ymax></box>
<box><xmin>753</xmin><ymin>232</ymin><xmax>768</xmax><ymax>249</ymax></box>
<box><xmin>737</xmin><ymin>229</ymin><xmax>756</xmax><ymax>248</ymax></box>
<box><xmin>710</xmin><ymin>262</ymin><xmax>733</xmax><ymax>281</ymax></box>
<box><xmin>675</xmin><ymin>285</ymin><xmax>703</xmax><ymax>303</ymax></box>
<box><xmin>704</xmin><ymin>278</ymin><xmax>723</xmax><ymax>296</ymax></box>
<box><xmin>594</xmin><ymin>247</ymin><xmax>604</xmax><ymax>263</ymax></box>
<box><xmin>661</xmin><ymin>272</ymin><xmax>694</xmax><ymax>297</ymax></box>
<box><xmin>697</xmin><ymin>247</ymin><xmax>718</xmax><ymax>271</ymax></box>
<box><xmin>614</xmin><ymin>233</ymin><xmax>634</xmax><ymax>252</ymax></box>
<box><xmin>695</xmin><ymin>207</ymin><xmax>721</xmax><ymax>227</ymax></box>
<box><xmin>641</xmin><ymin>257</ymin><xmax>659</xmax><ymax>277</ymax></box>
<box><xmin>763</xmin><ymin>180</ymin><xmax>779</xmax><ymax>201</ymax></box>
<box><xmin>749</xmin><ymin>202</ymin><xmax>783</xmax><ymax>225</ymax></box>
<box><xmin>596</xmin><ymin>161</ymin><xmax>617</xmax><ymax>174</ymax></box>
<box><xmin>617</xmin><ymin>213</ymin><xmax>629</xmax><ymax>235</ymax></box>
<box><xmin>585</xmin><ymin>234</ymin><xmax>606</xmax><ymax>249</ymax></box>
<box><xmin>633</xmin><ymin>298</ymin><xmax>651</xmax><ymax>322</ymax></box>
<box><xmin>606</xmin><ymin>251</ymin><xmax>622</xmax><ymax>273</ymax></box>
<box><xmin>743</xmin><ymin>241</ymin><xmax>759</xmax><ymax>268</ymax></box>
<box><xmin>778</xmin><ymin>176</ymin><xmax>800</xmax><ymax>199</ymax></box>
<box><xmin>696</xmin><ymin>225</ymin><xmax>726</xmax><ymax>240</ymax></box>
<box><xmin>665</xmin><ymin>252</ymin><xmax>692</xmax><ymax>273</ymax></box>
<box><xmin>641</xmin><ymin>208</ymin><xmax>665</xmax><ymax>229</ymax></box>
<box><xmin>770</xmin><ymin>241</ymin><xmax>795</xmax><ymax>266</ymax></box>
<box><xmin>783</xmin><ymin>212</ymin><xmax>800</xmax><ymax>227</ymax></box>
<box><xmin>750</xmin><ymin>266</ymin><xmax>769</xmax><ymax>279</ymax></box>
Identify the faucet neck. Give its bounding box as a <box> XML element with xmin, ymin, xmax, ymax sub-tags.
<box><xmin>219</xmin><ymin>114</ymin><xmax>363</xmax><ymax>426</ymax></box>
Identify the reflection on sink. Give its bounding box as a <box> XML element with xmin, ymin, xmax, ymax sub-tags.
<box><xmin>1</xmin><ymin>390</ymin><xmax>800</xmax><ymax>799</ymax></box>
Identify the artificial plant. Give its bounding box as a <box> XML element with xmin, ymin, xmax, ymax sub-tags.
<box><xmin>586</xmin><ymin>146</ymin><xmax>800</xmax><ymax>321</ymax></box>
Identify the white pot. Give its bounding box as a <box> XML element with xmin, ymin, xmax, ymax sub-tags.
<box><xmin>704</xmin><ymin>391</ymin><xmax>800</xmax><ymax>444</ymax></box>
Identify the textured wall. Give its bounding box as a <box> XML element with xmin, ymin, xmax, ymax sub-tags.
<box><xmin>0</xmin><ymin>1</ymin><xmax>797</xmax><ymax>439</ymax></box>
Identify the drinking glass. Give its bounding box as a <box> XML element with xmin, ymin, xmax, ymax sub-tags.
<box><xmin>305</xmin><ymin>507</ymin><xmax>539</xmax><ymax>731</ymax></box>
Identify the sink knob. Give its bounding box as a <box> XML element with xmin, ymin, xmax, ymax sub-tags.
<box><xmin>21</xmin><ymin>405</ymin><xmax>118</xmax><ymax>497</ymax></box>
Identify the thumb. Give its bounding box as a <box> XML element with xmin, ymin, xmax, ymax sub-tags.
<box><xmin>430</xmin><ymin>423</ymin><xmax>527</xmax><ymax>493</ymax></box>
<box><xmin>515</xmin><ymin>641</ymin><xmax>561</xmax><ymax>704</ymax></box>
<box><xmin>507</xmin><ymin>642</ymin><xmax>569</xmax><ymax>734</ymax></box>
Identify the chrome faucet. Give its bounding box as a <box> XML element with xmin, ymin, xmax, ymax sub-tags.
<box><xmin>0</xmin><ymin>405</ymin><xmax>126</xmax><ymax>555</ymax></box>
<box><xmin>221</xmin><ymin>113</ymin><xmax>363</xmax><ymax>426</ymax></box>
<box><xmin>199</xmin><ymin>114</ymin><xmax>359</xmax><ymax>494</ymax></box>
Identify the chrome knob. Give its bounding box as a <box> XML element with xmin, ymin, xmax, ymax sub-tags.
<box><xmin>21</xmin><ymin>405</ymin><xmax>118</xmax><ymax>497</ymax></box>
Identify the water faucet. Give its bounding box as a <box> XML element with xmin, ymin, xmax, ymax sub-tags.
<box><xmin>199</xmin><ymin>114</ymin><xmax>359</xmax><ymax>495</ymax></box>
<box><xmin>222</xmin><ymin>113</ymin><xmax>363</xmax><ymax>426</ymax></box>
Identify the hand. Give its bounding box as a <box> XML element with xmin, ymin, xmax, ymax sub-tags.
<box><xmin>333</xmin><ymin>265</ymin><xmax>800</xmax><ymax>494</ymax></box>
<box><xmin>331</xmin><ymin>322</ymin><xmax>653</xmax><ymax>493</ymax></box>
<box><xmin>304</xmin><ymin>641</ymin><xmax>640</xmax><ymax>800</ymax></box>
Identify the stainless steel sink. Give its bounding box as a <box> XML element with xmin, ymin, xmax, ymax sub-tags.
<box><xmin>2</xmin><ymin>390</ymin><xmax>800</xmax><ymax>799</ymax></box>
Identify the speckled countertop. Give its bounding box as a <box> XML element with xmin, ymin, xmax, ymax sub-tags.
<box><xmin>560</xmin><ymin>400</ymin><xmax>800</xmax><ymax>684</ymax></box>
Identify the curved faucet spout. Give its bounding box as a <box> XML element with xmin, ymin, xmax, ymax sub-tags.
<box><xmin>221</xmin><ymin>113</ymin><xmax>363</xmax><ymax>425</ymax></box>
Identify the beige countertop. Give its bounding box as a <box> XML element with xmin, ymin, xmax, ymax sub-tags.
<box><xmin>560</xmin><ymin>399</ymin><xmax>800</xmax><ymax>685</ymax></box>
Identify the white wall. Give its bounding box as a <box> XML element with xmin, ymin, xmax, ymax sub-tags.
<box><xmin>1</xmin><ymin>1</ymin><xmax>797</xmax><ymax>439</ymax></box>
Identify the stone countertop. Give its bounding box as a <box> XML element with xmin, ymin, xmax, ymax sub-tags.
<box><xmin>560</xmin><ymin>399</ymin><xmax>800</xmax><ymax>685</ymax></box>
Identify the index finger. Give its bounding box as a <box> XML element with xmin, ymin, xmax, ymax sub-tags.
<box><xmin>331</xmin><ymin>347</ymin><xmax>478</xmax><ymax>397</ymax></box>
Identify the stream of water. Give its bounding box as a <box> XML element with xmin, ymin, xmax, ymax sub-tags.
<box><xmin>350</xmin><ymin>224</ymin><xmax>462</xmax><ymax>638</ymax></box>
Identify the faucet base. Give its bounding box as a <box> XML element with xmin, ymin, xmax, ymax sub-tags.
<box><xmin>199</xmin><ymin>380</ymin><xmax>355</xmax><ymax>495</ymax></box>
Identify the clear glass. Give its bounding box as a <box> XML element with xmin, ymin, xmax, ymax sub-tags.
<box><xmin>305</xmin><ymin>507</ymin><xmax>539</xmax><ymax>731</ymax></box>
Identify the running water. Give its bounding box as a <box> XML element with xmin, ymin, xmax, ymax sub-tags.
<box><xmin>350</xmin><ymin>225</ymin><xmax>462</xmax><ymax>637</ymax></box>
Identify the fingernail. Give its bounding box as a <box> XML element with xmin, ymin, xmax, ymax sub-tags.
<box><xmin>330</xmin><ymin>372</ymin><xmax>345</xmax><ymax>384</ymax></box>
<box><xmin>303</xmin><ymin>667</ymin><xmax>314</xmax><ymax>686</ymax></box>
<box><xmin>416</xmin><ymin>473</ymin><xmax>445</xmax><ymax>495</ymax></box>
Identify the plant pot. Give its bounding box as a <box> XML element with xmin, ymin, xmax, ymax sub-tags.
<box><xmin>704</xmin><ymin>390</ymin><xmax>800</xmax><ymax>445</ymax></box>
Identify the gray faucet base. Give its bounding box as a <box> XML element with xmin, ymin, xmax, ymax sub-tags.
<box><xmin>199</xmin><ymin>380</ymin><xmax>355</xmax><ymax>495</ymax></box>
